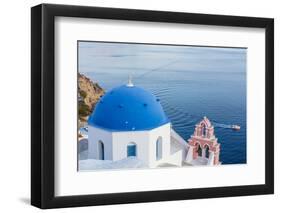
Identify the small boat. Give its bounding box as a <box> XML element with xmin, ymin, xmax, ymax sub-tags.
<box><xmin>231</xmin><ymin>125</ymin><xmax>240</xmax><ymax>130</ymax></box>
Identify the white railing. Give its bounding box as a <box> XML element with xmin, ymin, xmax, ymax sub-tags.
<box><xmin>171</xmin><ymin>128</ymin><xmax>188</xmax><ymax>147</ymax></box>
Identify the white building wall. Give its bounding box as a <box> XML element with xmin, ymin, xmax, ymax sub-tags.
<box><xmin>88</xmin><ymin>123</ymin><xmax>180</xmax><ymax>168</ymax></box>
<box><xmin>112</xmin><ymin>130</ymin><xmax>150</xmax><ymax>165</ymax></box>
<box><xmin>88</xmin><ymin>126</ymin><xmax>113</xmax><ymax>160</ymax></box>
<box><xmin>148</xmin><ymin>123</ymin><xmax>171</xmax><ymax>168</ymax></box>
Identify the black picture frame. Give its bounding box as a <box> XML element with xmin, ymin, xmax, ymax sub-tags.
<box><xmin>31</xmin><ymin>3</ymin><xmax>274</xmax><ymax>209</ymax></box>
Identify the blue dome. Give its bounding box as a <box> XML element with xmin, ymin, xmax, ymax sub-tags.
<box><xmin>88</xmin><ymin>84</ymin><xmax>169</xmax><ymax>131</ymax></box>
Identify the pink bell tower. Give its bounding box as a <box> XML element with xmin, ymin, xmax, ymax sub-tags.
<box><xmin>186</xmin><ymin>116</ymin><xmax>221</xmax><ymax>165</ymax></box>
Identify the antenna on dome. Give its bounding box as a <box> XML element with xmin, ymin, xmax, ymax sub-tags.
<box><xmin>126</xmin><ymin>73</ymin><xmax>134</xmax><ymax>87</ymax></box>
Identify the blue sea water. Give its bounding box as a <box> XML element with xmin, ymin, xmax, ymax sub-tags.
<box><xmin>79</xmin><ymin>42</ymin><xmax>247</xmax><ymax>165</ymax></box>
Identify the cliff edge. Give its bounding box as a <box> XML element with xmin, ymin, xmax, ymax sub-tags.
<box><xmin>78</xmin><ymin>73</ymin><xmax>105</xmax><ymax>125</ymax></box>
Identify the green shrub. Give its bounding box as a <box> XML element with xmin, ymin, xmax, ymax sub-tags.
<box><xmin>79</xmin><ymin>103</ymin><xmax>90</xmax><ymax>117</ymax></box>
<box><xmin>80</xmin><ymin>90</ymin><xmax>87</xmax><ymax>99</ymax></box>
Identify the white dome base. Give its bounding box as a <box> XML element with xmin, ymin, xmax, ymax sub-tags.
<box><xmin>87</xmin><ymin>123</ymin><xmax>185</xmax><ymax>168</ymax></box>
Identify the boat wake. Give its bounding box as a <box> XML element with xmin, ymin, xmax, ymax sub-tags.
<box><xmin>213</xmin><ymin>123</ymin><xmax>233</xmax><ymax>128</ymax></box>
<box><xmin>213</xmin><ymin>122</ymin><xmax>240</xmax><ymax>130</ymax></box>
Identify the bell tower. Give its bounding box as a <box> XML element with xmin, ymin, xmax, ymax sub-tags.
<box><xmin>186</xmin><ymin>116</ymin><xmax>221</xmax><ymax>165</ymax></box>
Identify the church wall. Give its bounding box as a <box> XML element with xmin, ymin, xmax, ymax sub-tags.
<box><xmin>148</xmin><ymin>123</ymin><xmax>171</xmax><ymax>168</ymax></box>
<box><xmin>88</xmin><ymin>126</ymin><xmax>113</xmax><ymax>160</ymax></box>
<box><xmin>88</xmin><ymin>123</ymin><xmax>173</xmax><ymax>167</ymax></box>
<box><xmin>112</xmin><ymin>131</ymin><xmax>150</xmax><ymax>164</ymax></box>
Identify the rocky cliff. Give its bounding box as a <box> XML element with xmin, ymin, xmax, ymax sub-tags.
<box><xmin>78</xmin><ymin>73</ymin><xmax>105</xmax><ymax>124</ymax></box>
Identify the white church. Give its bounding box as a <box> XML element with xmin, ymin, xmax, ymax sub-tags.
<box><xmin>79</xmin><ymin>78</ymin><xmax>221</xmax><ymax>170</ymax></box>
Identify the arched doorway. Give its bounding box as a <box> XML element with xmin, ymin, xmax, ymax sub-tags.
<box><xmin>197</xmin><ymin>144</ymin><xmax>202</xmax><ymax>157</ymax></box>
<box><xmin>156</xmin><ymin>137</ymin><xmax>163</xmax><ymax>160</ymax></box>
<box><xmin>201</xmin><ymin>123</ymin><xmax>207</xmax><ymax>137</ymax></box>
<box><xmin>98</xmin><ymin>140</ymin><xmax>104</xmax><ymax>160</ymax></box>
<box><xmin>127</xmin><ymin>142</ymin><xmax>137</xmax><ymax>157</ymax></box>
<box><xmin>204</xmin><ymin>144</ymin><xmax>210</xmax><ymax>158</ymax></box>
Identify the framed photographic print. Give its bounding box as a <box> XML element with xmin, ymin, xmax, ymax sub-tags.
<box><xmin>31</xmin><ymin>4</ymin><xmax>274</xmax><ymax>209</ymax></box>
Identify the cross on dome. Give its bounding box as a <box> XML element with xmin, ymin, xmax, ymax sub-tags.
<box><xmin>126</xmin><ymin>73</ymin><xmax>134</xmax><ymax>87</ymax></box>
